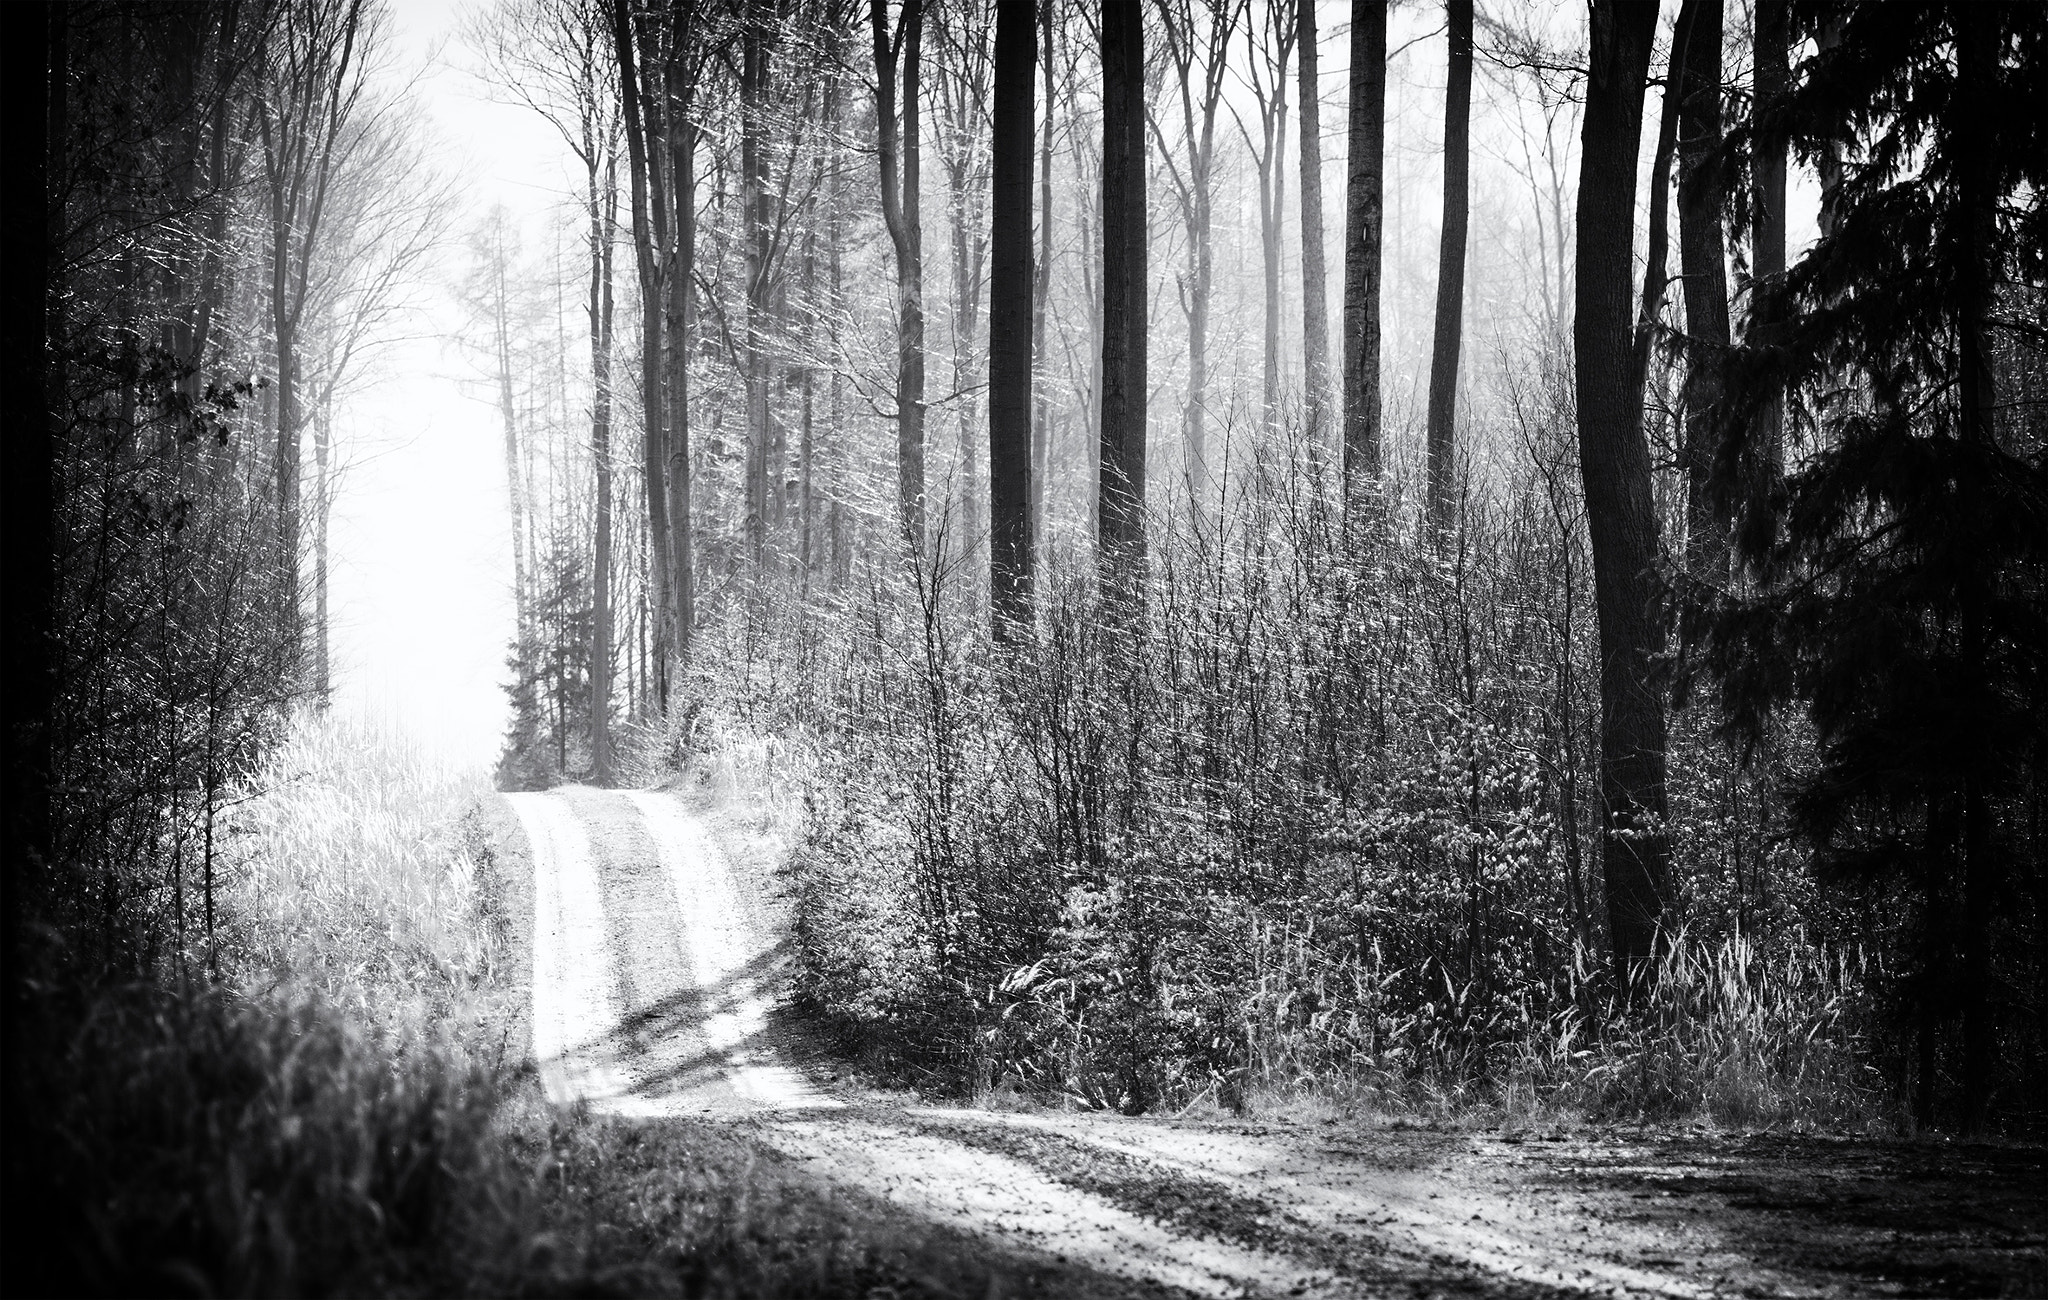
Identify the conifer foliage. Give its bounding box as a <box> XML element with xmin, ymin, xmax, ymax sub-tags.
<box><xmin>1701</xmin><ymin>0</ymin><xmax>2048</xmax><ymax>1130</ymax></box>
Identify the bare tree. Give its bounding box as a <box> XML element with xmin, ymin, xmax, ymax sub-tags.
<box><xmin>1099</xmin><ymin>0</ymin><xmax>1146</xmax><ymax>592</ymax></box>
<box><xmin>1150</xmin><ymin>0</ymin><xmax>1240</xmax><ymax>505</ymax></box>
<box><xmin>1231</xmin><ymin>0</ymin><xmax>1292</xmax><ymax>443</ymax></box>
<box><xmin>471</xmin><ymin>0</ymin><xmax>625</xmax><ymax>769</ymax></box>
<box><xmin>302</xmin><ymin>97</ymin><xmax>456</xmax><ymax>704</ymax></box>
<box><xmin>1575</xmin><ymin>0</ymin><xmax>1670</xmax><ymax>981</ymax></box>
<box><xmin>610</xmin><ymin>0</ymin><xmax>678</xmax><ymax>709</ymax></box>
<box><xmin>1296</xmin><ymin>0</ymin><xmax>1330</xmax><ymax>458</ymax></box>
<box><xmin>873</xmin><ymin>0</ymin><xmax>929</xmax><ymax>551</ymax></box>
<box><xmin>934</xmin><ymin>1</ymin><xmax>995</xmax><ymax>586</ymax></box>
<box><xmin>1425</xmin><ymin>0</ymin><xmax>1473</xmax><ymax>538</ymax></box>
<box><xmin>1342</xmin><ymin>0</ymin><xmax>1386</xmax><ymax>518</ymax></box>
<box><xmin>257</xmin><ymin>0</ymin><xmax>371</xmax><ymax>648</ymax></box>
<box><xmin>990</xmin><ymin>0</ymin><xmax>1036</xmax><ymax>632</ymax></box>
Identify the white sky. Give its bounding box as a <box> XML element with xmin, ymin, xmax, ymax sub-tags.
<box><xmin>325</xmin><ymin>0</ymin><xmax>570</xmax><ymax>768</ymax></box>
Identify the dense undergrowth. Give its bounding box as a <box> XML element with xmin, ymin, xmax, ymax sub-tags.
<box><xmin>13</xmin><ymin>714</ymin><xmax>995</xmax><ymax>1299</ymax></box>
<box><xmin>661</xmin><ymin>430</ymin><xmax>2035</xmax><ymax>1135</ymax></box>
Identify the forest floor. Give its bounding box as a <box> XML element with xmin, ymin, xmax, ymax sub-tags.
<box><xmin>487</xmin><ymin>784</ymin><xmax>2048</xmax><ymax>1299</ymax></box>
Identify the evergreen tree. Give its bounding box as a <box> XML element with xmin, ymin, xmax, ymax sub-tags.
<box><xmin>1703</xmin><ymin>0</ymin><xmax>2048</xmax><ymax>1132</ymax></box>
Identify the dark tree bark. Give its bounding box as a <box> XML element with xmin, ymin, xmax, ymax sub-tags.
<box><xmin>1674</xmin><ymin>0</ymin><xmax>1729</xmax><ymax>582</ymax></box>
<box><xmin>611</xmin><ymin>0</ymin><xmax>674</xmax><ymax>707</ymax></box>
<box><xmin>1748</xmin><ymin>0</ymin><xmax>1787</xmax><ymax>523</ymax></box>
<box><xmin>1575</xmin><ymin>0</ymin><xmax>1671</xmax><ymax>982</ymax></box>
<box><xmin>1099</xmin><ymin>0</ymin><xmax>1147</xmax><ymax>592</ymax></box>
<box><xmin>2</xmin><ymin>1</ymin><xmax>57</xmax><ymax>1135</ymax></box>
<box><xmin>1297</xmin><ymin>0</ymin><xmax>1330</xmax><ymax>456</ymax></box>
<box><xmin>1952</xmin><ymin>0</ymin><xmax>1999</xmax><ymax>1138</ymax></box>
<box><xmin>1032</xmin><ymin>0</ymin><xmax>1056</xmax><ymax>567</ymax></box>
<box><xmin>873</xmin><ymin>0</ymin><xmax>927</xmax><ymax>552</ymax></box>
<box><xmin>1629</xmin><ymin>23</ymin><xmax>1680</xmax><ymax>402</ymax></box>
<box><xmin>989</xmin><ymin>0</ymin><xmax>1036</xmax><ymax>632</ymax></box>
<box><xmin>1424</xmin><ymin>0</ymin><xmax>1472</xmax><ymax>539</ymax></box>
<box><xmin>1342</xmin><ymin>0</ymin><xmax>1385</xmax><ymax>518</ymax></box>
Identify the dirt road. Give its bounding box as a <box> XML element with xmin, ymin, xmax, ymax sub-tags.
<box><xmin>503</xmin><ymin>787</ymin><xmax>2046</xmax><ymax>1298</ymax></box>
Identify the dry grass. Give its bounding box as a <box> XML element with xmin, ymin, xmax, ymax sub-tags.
<box><xmin>1228</xmin><ymin>930</ymin><xmax>1888</xmax><ymax>1133</ymax></box>
<box><xmin>220</xmin><ymin>711</ymin><xmax>507</xmax><ymax>1028</ymax></box>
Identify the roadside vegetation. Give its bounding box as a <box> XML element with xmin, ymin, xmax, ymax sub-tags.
<box><xmin>654</xmin><ymin>468</ymin><xmax>1905</xmax><ymax>1137</ymax></box>
<box><xmin>12</xmin><ymin>714</ymin><xmax>1030</xmax><ymax>1298</ymax></box>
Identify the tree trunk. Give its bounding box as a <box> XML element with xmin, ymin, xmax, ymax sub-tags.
<box><xmin>1953</xmin><ymin>0</ymin><xmax>1999</xmax><ymax>1137</ymax></box>
<box><xmin>873</xmin><ymin>0</ymin><xmax>927</xmax><ymax>553</ymax></box>
<box><xmin>1425</xmin><ymin>0</ymin><xmax>1472</xmax><ymax>540</ymax></box>
<box><xmin>1630</xmin><ymin>29</ymin><xmax>1679</xmax><ymax>402</ymax></box>
<box><xmin>1258</xmin><ymin>83</ymin><xmax>1284</xmax><ymax>446</ymax></box>
<box><xmin>588</xmin><ymin>149</ymin><xmax>618</xmax><ymax>772</ymax></box>
<box><xmin>990</xmin><ymin>0</ymin><xmax>1036</xmax><ymax>632</ymax></box>
<box><xmin>1297</xmin><ymin>0</ymin><xmax>1330</xmax><ymax>459</ymax></box>
<box><xmin>1099</xmin><ymin>0</ymin><xmax>1147</xmax><ymax>594</ymax></box>
<box><xmin>1032</xmin><ymin>0</ymin><xmax>1056</xmax><ymax>566</ymax></box>
<box><xmin>1675</xmin><ymin>0</ymin><xmax>1729</xmax><ymax>582</ymax></box>
<box><xmin>1575</xmin><ymin>0</ymin><xmax>1671</xmax><ymax>983</ymax></box>
<box><xmin>1342</xmin><ymin>0</ymin><xmax>1386</xmax><ymax>518</ymax></box>
<box><xmin>666</xmin><ymin>8</ymin><xmax>696</xmax><ymax>652</ymax></box>
<box><xmin>741</xmin><ymin>0</ymin><xmax>771</xmax><ymax>567</ymax></box>
<box><xmin>611</xmin><ymin>0</ymin><xmax>674</xmax><ymax>707</ymax></box>
<box><xmin>1748</xmin><ymin>0</ymin><xmax>1787</xmax><ymax>524</ymax></box>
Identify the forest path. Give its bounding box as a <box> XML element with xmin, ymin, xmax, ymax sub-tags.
<box><xmin>502</xmin><ymin>787</ymin><xmax>2046</xmax><ymax>1299</ymax></box>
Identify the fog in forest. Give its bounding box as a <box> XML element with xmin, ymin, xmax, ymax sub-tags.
<box><xmin>8</xmin><ymin>1</ymin><xmax>2044</xmax><ymax>1295</ymax></box>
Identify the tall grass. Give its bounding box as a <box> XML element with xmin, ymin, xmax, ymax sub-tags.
<box><xmin>220</xmin><ymin>712</ymin><xmax>506</xmax><ymax>1030</ymax></box>
<box><xmin>1237</xmin><ymin>929</ymin><xmax>1885</xmax><ymax>1129</ymax></box>
<box><xmin>16</xmin><ymin>710</ymin><xmax>523</xmax><ymax>1299</ymax></box>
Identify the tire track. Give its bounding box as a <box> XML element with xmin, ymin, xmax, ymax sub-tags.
<box><xmin>510</xmin><ymin>786</ymin><xmax>1740</xmax><ymax>1299</ymax></box>
<box><xmin>505</xmin><ymin>791</ymin><xmax>629</xmax><ymax>1105</ymax></box>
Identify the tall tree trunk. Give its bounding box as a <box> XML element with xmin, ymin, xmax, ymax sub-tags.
<box><xmin>1424</xmin><ymin>0</ymin><xmax>1472</xmax><ymax>539</ymax></box>
<box><xmin>1748</xmin><ymin>0</ymin><xmax>1787</xmax><ymax>528</ymax></box>
<box><xmin>270</xmin><ymin>197</ymin><xmax>301</xmax><ymax>642</ymax></box>
<box><xmin>312</xmin><ymin>390</ymin><xmax>332</xmax><ymax>705</ymax></box>
<box><xmin>1675</xmin><ymin>0</ymin><xmax>1729</xmax><ymax>582</ymax></box>
<box><xmin>873</xmin><ymin>0</ymin><xmax>927</xmax><ymax>553</ymax></box>
<box><xmin>1155</xmin><ymin>0</ymin><xmax>1232</xmax><ymax>508</ymax></box>
<box><xmin>612</xmin><ymin>0</ymin><xmax>674</xmax><ymax>707</ymax></box>
<box><xmin>990</xmin><ymin>0</ymin><xmax>1036</xmax><ymax>632</ymax></box>
<box><xmin>1296</xmin><ymin>0</ymin><xmax>1330</xmax><ymax>459</ymax></box>
<box><xmin>1953</xmin><ymin>0</ymin><xmax>1999</xmax><ymax>1138</ymax></box>
<box><xmin>588</xmin><ymin>146</ymin><xmax>618</xmax><ymax>774</ymax></box>
<box><xmin>1257</xmin><ymin>83</ymin><xmax>1284</xmax><ymax>446</ymax></box>
<box><xmin>1099</xmin><ymin>0</ymin><xmax>1147</xmax><ymax>593</ymax></box>
<box><xmin>1032</xmin><ymin>0</ymin><xmax>1056</xmax><ymax>565</ymax></box>
<box><xmin>741</xmin><ymin>0</ymin><xmax>770</xmax><ymax>566</ymax></box>
<box><xmin>666</xmin><ymin>7</ymin><xmax>696</xmax><ymax>653</ymax></box>
<box><xmin>4</xmin><ymin>1</ymin><xmax>59</xmax><ymax>1069</ymax></box>
<box><xmin>1576</xmin><ymin>0</ymin><xmax>1671</xmax><ymax>983</ymax></box>
<box><xmin>495</xmin><ymin>234</ymin><xmax>530</xmax><ymax>653</ymax></box>
<box><xmin>1630</xmin><ymin>26</ymin><xmax>1680</xmax><ymax>402</ymax></box>
<box><xmin>1342</xmin><ymin>0</ymin><xmax>1385</xmax><ymax>518</ymax></box>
